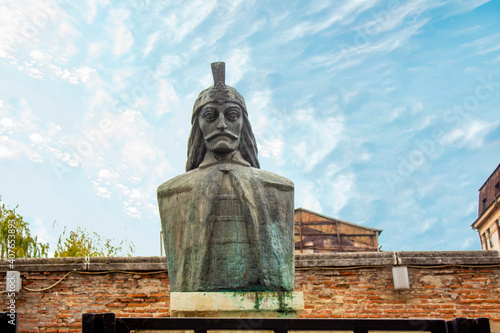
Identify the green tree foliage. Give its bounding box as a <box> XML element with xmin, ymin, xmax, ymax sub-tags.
<box><xmin>0</xmin><ymin>201</ymin><xmax>49</xmax><ymax>258</ymax></box>
<box><xmin>1</xmin><ymin>198</ymin><xmax>135</xmax><ymax>258</ymax></box>
<box><xmin>54</xmin><ymin>226</ymin><xmax>135</xmax><ymax>257</ymax></box>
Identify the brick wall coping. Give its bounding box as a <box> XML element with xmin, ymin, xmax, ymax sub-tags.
<box><xmin>0</xmin><ymin>251</ymin><xmax>498</xmax><ymax>273</ymax></box>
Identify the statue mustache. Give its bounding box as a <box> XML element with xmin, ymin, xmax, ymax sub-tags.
<box><xmin>204</xmin><ymin>131</ymin><xmax>238</xmax><ymax>141</ymax></box>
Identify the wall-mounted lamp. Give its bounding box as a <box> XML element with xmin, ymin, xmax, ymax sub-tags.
<box><xmin>6</xmin><ymin>271</ymin><xmax>21</xmax><ymax>293</ymax></box>
<box><xmin>392</xmin><ymin>266</ymin><xmax>409</xmax><ymax>290</ymax></box>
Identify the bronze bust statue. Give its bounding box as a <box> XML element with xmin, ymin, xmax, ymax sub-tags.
<box><xmin>157</xmin><ymin>62</ymin><xmax>294</xmax><ymax>292</ymax></box>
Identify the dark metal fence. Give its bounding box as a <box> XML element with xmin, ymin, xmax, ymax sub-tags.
<box><xmin>0</xmin><ymin>312</ymin><xmax>17</xmax><ymax>333</ymax></box>
<box><xmin>82</xmin><ymin>313</ymin><xmax>491</xmax><ymax>333</ymax></box>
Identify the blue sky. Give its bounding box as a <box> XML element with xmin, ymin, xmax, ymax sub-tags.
<box><xmin>1</xmin><ymin>0</ymin><xmax>499</xmax><ymax>256</ymax></box>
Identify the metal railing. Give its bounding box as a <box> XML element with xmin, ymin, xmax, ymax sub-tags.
<box><xmin>0</xmin><ymin>312</ymin><xmax>17</xmax><ymax>333</ymax></box>
<box><xmin>81</xmin><ymin>313</ymin><xmax>491</xmax><ymax>333</ymax></box>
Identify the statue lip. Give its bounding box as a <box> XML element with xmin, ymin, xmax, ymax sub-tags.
<box><xmin>204</xmin><ymin>131</ymin><xmax>238</xmax><ymax>141</ymax></box>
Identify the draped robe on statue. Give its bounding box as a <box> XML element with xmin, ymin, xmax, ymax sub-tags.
<box><xmin>157</xmin><ymin>151</ymin><xmax>294</xmax><ymax>292</ymax></box>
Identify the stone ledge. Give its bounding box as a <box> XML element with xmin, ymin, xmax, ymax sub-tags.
<box><xmin>396</xmin><ymin>251</ymin><xmax>500</xmax><ymax>266</ymax></box>
<box><xmin>0</xmin><ymin>257</ymin><xmax>87</xmax><ymax>272</ymax></box>
<box><xmin>0</xmin><ymin>251</ymin><xmax>498</xmax><ymax>272</ymax></box>
<box><xmin>295</xmin><ymin>251</ymin><xmax>397</xmax><ymax>267</ymax></box>
<box><xmin>87</xmin><ymin>256</ymin><xmax>167</xmax><ymax>271</ymax></box>
<box><xmin>170</xmin><ymin>291</ymin><xmax>304</xmax><ymax>318</ymax></box>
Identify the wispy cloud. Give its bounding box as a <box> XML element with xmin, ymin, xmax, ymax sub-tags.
<box><xmin>2</xmin><ymin>0</ymin><xmax>499</xmax><ymax>255</ymax></box>
<box><xmin>282</xmin><ymin>0</ymin><xmax>379</xmax><ymax>42</ymax></box>
<box><xmin>164</xmin><ymin>0</ymin><xmax>217</xmax><ymax>43</ymax></box>
<box><xmin>308</xmin><ymin>17</ymin><xmax>429</xmax><ymax>72</ymax></box>
<box><xmin>326</xmin><ymin>172</ymin><xmax>357</xmax><ymax>214</ymax></box>
<box><xmin>462</xmin><ymin>32</ymin><xmax>500</xmax><ymax>55</ymax></box>
<box><xmin>439</xmin><ymin>119</ymin><xmax>498</xmax><ymax>149</ymax></box>
<box><xmin>360</xmin><ymin>0</ymin><xmax>442</xmax><ymax>34</ymax></box>
<box><xmin>142</xmin><ymin>31</ymin><xmax>161</xmax><ymax>58</ymax></box>
<box><xmin>291</xmin><ymin>108</ymin><xmax>344</xmax><ymax>172</ymax></box>
<box><xmin>85</xmin><ymin>0</ymin><xmax>109</xmax><ymax>24</ymax></box>
<box><xmin>108</xmin><ymin>8</ymin><xmax>134</xmax><ymax>56</ymax></box>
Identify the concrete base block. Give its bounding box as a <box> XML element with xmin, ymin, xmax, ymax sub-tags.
<box><xmin>170</xmin><ymin>291</ymin><xmax>304</xmax><ymax>318</ymax></box>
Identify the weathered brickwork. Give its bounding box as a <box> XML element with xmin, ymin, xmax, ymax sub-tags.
<box><xmin>16</xmin><ymin>271</ymin><xmax>172</xmax><ymax>332</ymax></box>
<box><xmin>1</xmin><ymin>252</ymin><xmax>498</xmax><ymax>333</ymax></box>
<box><xmin>296</xmin><ymin>267</ymin><xmax>499</xmax><ymax>320</ymax></box>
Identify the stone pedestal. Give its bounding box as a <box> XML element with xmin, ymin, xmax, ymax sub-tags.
<box><xmin>170</xmin><ymin>291</ymin><xmax>304</xmax><ymax>318</ymax></box>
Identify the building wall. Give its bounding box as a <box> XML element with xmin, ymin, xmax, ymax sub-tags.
<box><xmin>478</xmin><ymin>164</ymin><xmax>500</xmax><ymax>217</ymax></box>
<box><xmin>473</xmin><ymin>163</ymin><xmax>500</xmax><ymax>251</ymax></box>
<box><xmin>1</xmin><ymin>252</ymin><xmax>499</xmax><ymax>333</ymax></box>
<box><xmin>476</xmin><ymin>207</ymin><xmax>500</xmax><ymax>251</ymax></box>
<box><xmin>294</xmin><ymin>208</ymin><xmax>381</xmax><ymax>253</ymax></box>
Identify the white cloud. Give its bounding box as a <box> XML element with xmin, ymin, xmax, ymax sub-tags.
<box><xmin>157</xmin><ymin>79</ymin><xmax>180</xmax><ymax>115</ymax></box>
<box><xmin>226</xmin><ymin>49</ymin><xmax>250</xmax><ymax>85</ymax></box>
<box><xmin>46</xmin><ymin>64</ymin><xmax>97</xmax><ymax>85</ymax></box>
<box><xmin>129</xmin><ymin>188</ymin><xmax>149</xmax><ymax>201</ymax></box>
<box><xmin>33</xmin><ymin>217</ymin><xmax>54</xmax><ymax>244</ymax></box>
<box><xmin>439</xmin><ymin>119</ymin><xmax>497</xmax><ymax>148</ymax></box>
<box><xmin>143</xmin><ymin>31</ymin><xmax>160</xmax><ymax>57</ymax></box>
<box><xmin>361</xmin><ymin>0</ymin><xmax>442</xmax><ymax>35</ymax></box>
<box><xmin>0</xmin><ymin>0</ymin><xmax>81</xmax><ymax>66</ymax></box>
<box><xmin>0</xmin><ymin>136</ymin><xmax>16</xmax><ymax>159</ymax></box>
<box><xmin>108</xmin><ymin>9</ymin><xmax>134</xmax><ymax>56</ymax></box>
<box><xmin>187</xmin><ymin>0</ymin><xmax>252</xmax><ymax>52</ymax></box>
<box><xmin>88</xmin><ymin>42</ymin><xmax>104</xmax><ymax>58</ymax></box>
<box><xmin>451</xmin><ymin>0</ymin><xmax>491</xmax><ymax>15</ymax></box>
<box><xmin>283</xmin><ymin>0</ymin><xmax>378</xmax><ymax>42</ymax></box>
<box><xmin>30</xmin><ymin>50</ymin><xmax>51</xmax><ymax>61</ymax></box>
<box><xmin>86</xmin><ymin>0</ymin><xmax>109</xmax><ymax>24</ymax></box>
<box><xmin>420</xmin><ymin>217</ymin><xmax>438</xmax><ymax>233</ymax></box>
<box><xmin>63</xmin><ymin>108</ymin><xmax>173</xmax><ymax>221</ymax></box>
<box><xmin>327</xmin><ymin>172</ymin><xmax>356</xmax><ymax>214</ymax></box>
<box><xmin>30</xmin><ymin>133</ymin><xmax>49</xmax><ymax>145</ymax></box>
<box><xmin>165</xmin><ymin>0</ymin><xmax>217</xmax><ymax>43</ymax></box>
<box><xmin>88</xmin><ymin>87</ymin><xmax>115</xmax><ymax>112</ymax></box>
<box><xmin>0</xmin><ymin>1</ymin><xmax>60</xmax><ymax>59</ymax></box>
<box><xmin>98</xmin><ymin>168</ymin><xmax>118</xmax><ymax>179</ymax></box>
<box><xmin>389</xmin><ymin>106</ymin><xmax>407</xmax><ymax>121</ymax></box>
<box><xmin>157</xmin><ymin>54</ymin><xmax>188</xmax><ymax>77</ymax></box>
<box><xmin>121</xmin><ymin>140</ymin><xmax>157</xmax><ymax>171</ymax></box>
<box><xmin>292</xmin><ymin>108</ymin><xmax>345</xmax><ymax>172</ymax></box>
<box><xmin>124</xmin><ymin>205</ymin><xmax>141</xmax><ymax>218</ymax></box>
<box><xmin>93</xmin><ymin>183</ymin><xmax>112</xmax><ymax>198</ymax></box>
<box><xmin>50</xmin><ymin>148</ymin><xmax>79</xmax><ymax>167</ymax></box>
<box><xmin>259</xmin><ymin>138</ymin><xmax>284</xmax><ymax>160</ymax></box>
<box><xmin>28</xmin><ymin>67</ymin><xmax>43</xmax><ymax>79</ymax></box>
<box><xmin>461</xmin><ymin>32</ymin><xmax>500</xmax><ymax>55</ymax></box>
<box><xmin>309</xmin><ymin>17</ymin><xmax>429</xmax><ymax>72</ymax></box>
<box><xmin>246</xmin><ymin>90</ymin><xmax>274</xmax><ymax>133</ymax></box>
<box><xmin>1</xmin><ymin>118</ymin><xmax>16</xmax><ymax>129</ymax></box>
<box><xmin>295</xmin><ymin>181</ymin><xmax>322</xmax><ymax>213</ymax></box>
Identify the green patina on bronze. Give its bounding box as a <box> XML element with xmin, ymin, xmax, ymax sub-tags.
<box><xmin>157</xmin><ymin>62</ymin><xmax>295</xmax><ymax>292</ymax></box>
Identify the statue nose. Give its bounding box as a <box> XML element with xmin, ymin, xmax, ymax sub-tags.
<box><xmin>216</xmin><ymin>114</ymin><xmax>227</xmax><ymax>130</ymax></box>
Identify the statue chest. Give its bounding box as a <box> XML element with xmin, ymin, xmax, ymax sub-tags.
<box><xmin>204</xmin><ymin>170</ymin><xmax>259</xmax><ymax>290</ymax></box>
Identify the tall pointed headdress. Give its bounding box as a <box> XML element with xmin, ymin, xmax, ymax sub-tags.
<box><xmin>191</xmin><ymin>62</ymin><xmax>247</xmax><ymax>124</ymax></box>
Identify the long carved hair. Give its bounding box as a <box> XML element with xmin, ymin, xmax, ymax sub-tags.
<box><xmin>185</xmin><ymin>110</ymin><xmax>260</xmax><ymax>172</ymax></box>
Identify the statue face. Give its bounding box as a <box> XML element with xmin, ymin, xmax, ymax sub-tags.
<box><xmin>198</xmin><ymin>102</ymin><xmax>243</xmax><ymax>154</ymax></box>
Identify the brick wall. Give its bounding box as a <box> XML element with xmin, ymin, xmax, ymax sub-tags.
<box><xmin>1</xmin><ymin>251</ymin><xmax>499</xmax><ymax>333</ymax></box>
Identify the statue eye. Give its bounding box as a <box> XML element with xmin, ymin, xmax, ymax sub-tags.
<box><xmin>226</xmin><ymin>108</ymin><xmax>240</xmax><ymax>121</ymax></box>
<box><xmin>203</xmin><ymin>108</ymin><xmax>217</xmax><ymax>122</ymax></box>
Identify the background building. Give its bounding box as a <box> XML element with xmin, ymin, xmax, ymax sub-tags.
<box><xmin>472</xmin><ymin>163</ymin><xmax>500</xmax><ymax>251</ymax></box>
<box><xmin>294</xmin><ymin>208</ymin><xmax>382</xmax><ymax>253</ymax></box>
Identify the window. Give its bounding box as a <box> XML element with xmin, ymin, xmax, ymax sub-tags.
<box><xmin>482</xmin><ymin>198</ymin><xmax>487</xmax><ymax>210</ymax></box>
<box><xmin>482</xmin><ymin>233</ymin><xmax>488</xmax><ymax>250</ymax></box>
<box><xmin>487</xmin><ymin>228</ymin><xmax>494</xmax><ymax>249</ymax></box>
<box><xmin>497</xmin><ymin>220</ymin><xmax>500</xmax><ymax>241</ymax></box>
